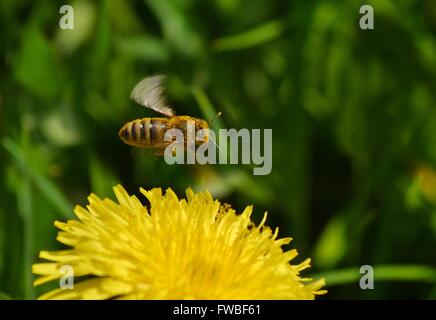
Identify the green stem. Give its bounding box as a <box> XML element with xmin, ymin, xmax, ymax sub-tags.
<box><xmin>311</xmin><ymin>265</ymin><xmax>436</xmax><ymax>287</ymax></box>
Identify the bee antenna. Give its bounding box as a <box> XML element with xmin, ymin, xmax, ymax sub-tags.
<box><xmin>209</xmin><ymin>111</ymin><xmax>222</xmax><ymax>126</ymax></box>
<box><xmin>209</xmin><ymin>134</ymin><xmax>221</xmax><ymax>151</ymax></box>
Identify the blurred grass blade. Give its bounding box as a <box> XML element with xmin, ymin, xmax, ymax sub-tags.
<box><xmin>0</xmin><ymin>292</ymin><xmax>12</xmax><ymax>300</ymax></box>
<box><xmin>313</xmin><ymin>214</ymin><xmax>347</xmax><ymax>268</ymax></box>
<box><xmin>213</xmin><ymin>20</ymin><xmax>285</xmax><ymax>52</ymax></box>
<box><xmin>2</xmin><ymin>138</ymin><xmax>73</xmax><ymax>219</ymax></box>
<box><xmin>89</xmin><ymin>152</ymin><xmax>120</xmax><ymax>198</ymax></box>
<box><xmin>14</xmin><ymin>25</ymin><xmax>60</xmax><ymax>100</ymax></box>
<box><xmin>144</xmin><ymin>0</ymin><xmax>201</xmax><ymax>57</ymax></box>
<box><xmin>311</xmin><ymin>265</ymin><xmax>436</xmax><ymax>287</ymax></box>
<box><xmin>192</xmin><ymin>87</ymin><xmax>224</xmax><ymax>131</ymax></box>
<box><xmin>192</xmin><ymin>87</ymin><xmax>227</xmax><ymax>163</ymax></box>
<box><xmin>115</xmin><ymin>35</ymin><xmax>170</xmax><ymax>63</ymax></box>
<box><xmin>17</xmin><ymin>167</ymin><xmax>34</xmax><ymax>299</ymax></box>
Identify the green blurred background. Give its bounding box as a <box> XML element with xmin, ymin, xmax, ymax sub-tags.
<box><xmin>1</xmin><ymin>0</ymin><xmax>436</xmax><ymax>299</ymax></box>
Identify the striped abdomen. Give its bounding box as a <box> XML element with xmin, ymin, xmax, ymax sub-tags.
<box><xmin>118</xmin><ymin>118</ymin><xmax>168</xmax><ymax>148</ymax></box>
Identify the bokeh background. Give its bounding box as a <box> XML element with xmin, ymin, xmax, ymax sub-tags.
<box><xmin>1</xmin><ymin>0</ymin><xmax>436</xmax><ymax>299</ymax></box>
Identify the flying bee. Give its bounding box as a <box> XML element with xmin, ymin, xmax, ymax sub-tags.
<box><xmin>119</xmin><ymin>75</ymin><xmax>215</xmax><ymax>155</ymax></box>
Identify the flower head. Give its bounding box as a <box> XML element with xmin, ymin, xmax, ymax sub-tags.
<box><xmin>32</xmin><ymin>185</ymin><xmax>326</xmax><ymax>299</ymax></box>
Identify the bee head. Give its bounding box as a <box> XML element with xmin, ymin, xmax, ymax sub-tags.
<box><xmin>194</xmin><ymin>118</ymin><xmax>209</xmax><ymax>143</ymax></box>
<box><xmin>195</xmin><ymin>118</ymin><xmax>209</xmax><ymax>130</ymax></box>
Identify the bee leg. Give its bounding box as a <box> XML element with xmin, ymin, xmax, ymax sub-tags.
<box><xmin>154</xmin><ymin>148</ymin><xmax>165</xmax><ymax>157</ymax></box>
<box><xmin>156</xmin><ymin>142</ymin><xmax>184</xmax><ymax>157</ymax></box>
<box><xmin>186</xmin><ymin>143</ymin><xmax>196</xmax><ymax>159</ymax></box>
<box><xmin>154</xmin><ymin>144</ymin><xmax>177</xmax><ymax>157</ymax></box>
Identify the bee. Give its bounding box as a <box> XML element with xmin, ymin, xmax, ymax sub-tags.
<box><xmin>119</xmin><ymin>75</ymin><xmax>212</xmax><ymax>154</ymax></box>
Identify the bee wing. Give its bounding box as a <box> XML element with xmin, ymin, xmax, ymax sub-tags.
<box><xmin>130</xmin><ymin>75</ymin><xmax>175</xmax><ymax>117</ymax></box>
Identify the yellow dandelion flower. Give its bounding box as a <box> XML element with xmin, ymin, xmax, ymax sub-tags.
<box><xmin>32</xmin><ymin>185</ymin><xmax>326</xmax><ymax>300</ymax></box>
